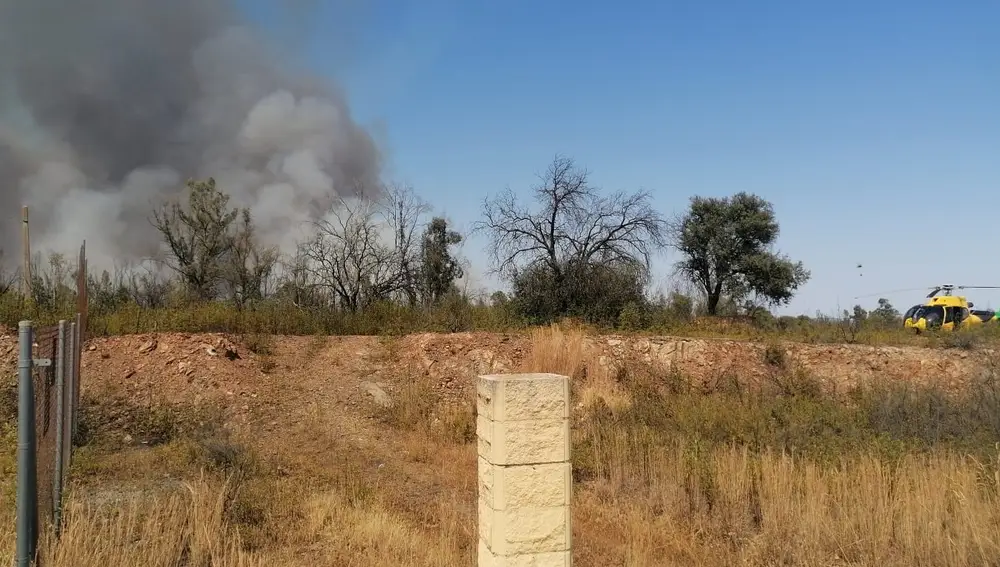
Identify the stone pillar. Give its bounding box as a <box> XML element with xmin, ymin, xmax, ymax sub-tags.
<box><xmin>477</xmin><ymin>373</ymin><xmax>572</xmax><ymax>566</ymax></box>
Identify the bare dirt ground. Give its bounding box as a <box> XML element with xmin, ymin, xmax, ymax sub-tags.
<box><xmin>63</xmin><ymin>331</ymin><xmax>985</xmax><ymax>424</ymax></box>
<box><xmin>0</xmin><ymin>329</ymin><xmax>982</xmax><ymax>450</ymax></box>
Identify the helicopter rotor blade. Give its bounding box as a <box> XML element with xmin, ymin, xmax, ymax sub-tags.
<box><xmin>852</xmin><ymin>287</ymin><xmax>936</xmax><ymax>300</ymax></box>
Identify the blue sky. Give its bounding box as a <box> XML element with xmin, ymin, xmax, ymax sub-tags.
<box><xmin>244</xmin><ymin>0</ymin><xmax>1000</xmax><ymax>316</ymax></box>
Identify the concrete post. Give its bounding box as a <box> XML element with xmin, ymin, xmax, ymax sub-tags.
<box><xmin>477</xmin><ymin>373</ymin><xmax>572</xmax><ymax>566</ymax></box>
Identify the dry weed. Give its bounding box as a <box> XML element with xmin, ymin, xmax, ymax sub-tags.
<box><xmin>521</xmin><ymin>324</ymin><xmax>632</xmax><ymax>411</ymax></box>
<box><xmin>0</xmin><ymin>477</ymin><xmax>262</xmax><ymax>567</ymax></box>
<box><xmin>576</xmin><ymin>429</ymin><xmax>1000</xmax><ymax>566</ymax></box>
<box><xmin>528</xmin><ymin>323</ymin><xmax>1000</xmax><ymax>566</ymax></box>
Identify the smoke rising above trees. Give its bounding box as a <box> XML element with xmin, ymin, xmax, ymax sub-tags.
<box><xmin>0</xmin><ymin>0</ymin><xmax>382</xmax><ymax>268</ymax></box>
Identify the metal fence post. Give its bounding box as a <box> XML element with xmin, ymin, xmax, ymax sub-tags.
<box><xmin>66</xmin><ymin>321</ymin><xmax>76</xmax><ymax>466</ymax></box>
<box><xmin>16</xmin><ymin>321</ymin><xmax>38</xmax><ymax>567</ymax></box>
<box><xmin>53</xmin><ymin>320</ymin><xmax>67</xmax><ymax>534</ymax></box>
<box><xmin>72</xmin><ymin>312</ymin><xmax>82</xmax><ymax>441</ymax></box>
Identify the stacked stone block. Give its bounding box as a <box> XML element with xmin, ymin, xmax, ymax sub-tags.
<box><xmin>477</xmin><ymin>373</ymin><xmax>572</xmax><ymax>566</ymax></box>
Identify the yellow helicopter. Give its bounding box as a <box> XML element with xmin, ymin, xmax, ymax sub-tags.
<box><xmin>895</xmin><ymin>285</ymin><xmax>1000</xmax><ymax>332</ymax></box>
<box><xmin>855</xmin><ymin>285</ymin><xmax>1000</xmax><ymax>332</ymax></box>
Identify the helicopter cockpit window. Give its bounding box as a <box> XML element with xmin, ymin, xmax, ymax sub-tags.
<box><xmin>918</xmin><ymin>305</ymin><xmax>945</xmax><ymax>326</ymax></box>
<box><xmin>904</xmin><ymin>305</ymin><xmax>921</xmax><ymax>320</ymax></box>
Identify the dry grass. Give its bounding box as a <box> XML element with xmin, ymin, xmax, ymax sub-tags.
<box><xmin>3</xmin><ymin>325</ymin><xmax>1000</xmax><ymax>565</ymax></box>
<box><xmin>522</xmin><ymin>324</ymin><xmax>632</xmax><ymax>411</ymax></box>
<box><xmin>303</xmin><ymin>488</ymin><xmax>470</xmax><ymax>565</ymax></box>
<box><xmin>35</xmin><ymin>477</ymin><xmax>259</xmax><ymax>567</ymax></box>
<box><xmin>573</xmin><ymin>429</ymin><xmax>1000</xmax><ymax>565</ymax></box>
<box><xmin>0</xmin><ymin>445</ymin><xmax>474</xmax><ymax>566</ymax></box>
<box><xmin>524</xmin><ymin>324</ymin><xmax>1000</xmax><ymax>566</ymax></box>
<box><xmin>9</xmin><ymin>287</ymin><xmax>1000</xmax><ymax>349</ymax></box>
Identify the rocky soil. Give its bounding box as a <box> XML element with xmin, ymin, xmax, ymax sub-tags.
<box><xmin>0</xmin><ymin>330</ymin><xmax>991</xmax><ymax>445</ymax></box>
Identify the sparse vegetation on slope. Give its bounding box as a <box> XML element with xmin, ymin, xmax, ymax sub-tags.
<box><xmin>2</xmin><ymin>326</ymin><xmax>999</xmax><ymax>565</ymax></box>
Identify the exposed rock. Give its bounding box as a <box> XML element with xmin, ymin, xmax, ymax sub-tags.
<box><xmin>138</xmin><ymin>340</ymin><xmax>157</xmax><ymax>354</ymax></box>
<box><xmin>361</xmin><ymin>381</ymin><xmax>393</xmax><ymax>408</ymax></box>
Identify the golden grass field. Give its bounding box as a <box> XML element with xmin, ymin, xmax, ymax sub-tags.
<box><xmin>2</xmin><ymin>325</ymin><xmax>1000</xmax><ymax>566</ymax></box>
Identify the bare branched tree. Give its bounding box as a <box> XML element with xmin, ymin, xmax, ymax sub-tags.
<box><xmin>384</xmin><ymin>182</ymin><xmax>431</xmax><ymax>306</ymax></box>
<box><xmin>301</xmin><ymin>197</ymin><xmax>399</xmax><ymax>312</ymax></box>
<box><xmin>476</xmin><ymin>154</ymin><xmax>668</xmax><ymax>285</ymax></box>
<box><xmin>0</xmin><ymin>249</ymin><xmax>19</xmax><ymax>295</ymax></box>
<box><xmin>273</xmin><ymin>246</ymin><xmax>328</xmax><ymax>309</ymax></box>
<box><xmin>300</xmin><ymin>182</ymin><xmax>430</xmax><ymax>311</ymax></box>
<box><xmin>223</xmin><ymin>209</ymin><xmax>279</xmax><ymax>309</ymax></box>
<box><xmin>124</xmin><ymin>260</ymin><xmax>173</xmax><ymax>309</ymax></box>
<box><xmin>473</xmin><ymin>155</ymin><xmax>668</xmax><ymax>322</ymax></box>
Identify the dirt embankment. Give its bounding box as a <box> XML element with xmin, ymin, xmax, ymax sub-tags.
<box><xmin>0</xmin><ymin>331</ymin><xmax>988</xmax><ymax>426</ymax></box>
<box><xmin>400</xmin><ymin>332</ymin><xmax>990</xmax><ymax>401</ymax></box>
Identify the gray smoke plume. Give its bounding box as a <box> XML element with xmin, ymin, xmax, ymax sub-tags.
<box><xmin>0</xmin><ymin>0</ymin><xmax>382</xmax><ymax>271</ymax></box>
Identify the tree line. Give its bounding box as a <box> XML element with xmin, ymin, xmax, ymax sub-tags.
<box><xmin>10</xmin><ymin>154</ymin><xmax>813</xmax><ymax>328</ymax></box>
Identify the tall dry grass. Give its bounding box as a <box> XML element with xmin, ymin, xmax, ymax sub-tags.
<box><xmin>522</xmin><ymin>324</ymin><xmax>632</xmax><ymax>410</ymax></box>
<box><xmin>0</xmin><ymin>468</ymin><xmax>473</xmax><ymax>566</ymax></box>
<box><xmin>576</xmin><ymin>427</ymin><xmax>1000</xmax><ymax>565</ymax></box>
<box><xmin>0</xmin><ymin>477</ymin><xmax>259</xmax><ymax>567</ymax></box>
<box><xmin>523</xmin><ymin>324</ymin><xmax>1000</xmax><ymax>566</ymax></box>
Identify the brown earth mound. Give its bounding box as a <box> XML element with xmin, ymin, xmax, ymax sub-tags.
<box><xmin>389</xmin><ymin>332</ymin><xmax>990</xmax><ymax>403</ymax></box>
<box><xmin>0</xmin><ymin>330</ymin><xmax>985</xmax><ymax>427</ymax></box>
<box><xmin>72</xmin><ymin>332</ymin><xmax>991</xmax><ymax>420</ymax></box>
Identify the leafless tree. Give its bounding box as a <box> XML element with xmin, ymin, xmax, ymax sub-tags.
<box><xmin>272</xmin><ymin>246</ymin><xmax>328</xmax><ymax>309</ymax></box>
<box><xmin>123</xmin><ymin>259</ymin><xmax>174</xmax><ymax>309</ymax></box>
<box><xmin>301</xmin><ymin>185</ymin><xmax>428</xmax><ymax>312</ymax></box>
<box><xmin>0</xmin><ymin>249</ymin><xmax>19</xmax><ymax>295</ymax></box>
<box><xmin>223</xmin><ymin>209</ymin><xmax>279</xmax><ymax>309</ymax></box>
<box><xmin>383</xmin><ymin>182</ymin><xmax>431</xmax><ymax>305</ymax></box>
<box><xmin>476</xmin><ymin>154</ymin><xmax>668</xmax><ymax>282</ymax></box>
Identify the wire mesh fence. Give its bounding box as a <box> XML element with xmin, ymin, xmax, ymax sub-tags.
<box><xmin>15</xmin><ymin>242</ymin><xmax>88</xmax><ymax>566</ymax></box>
<box><xmin>31</xmin><ymin>323</ymin><xmax>59</xmax><ymax>532</ymax></box>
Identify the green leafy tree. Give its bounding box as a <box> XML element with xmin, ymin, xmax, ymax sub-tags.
<box><xmin>509</xmin><ymin>258</ymin><xmax>648</xmax><ymax>325</ymax></box>
<box><xmin>851</xmin><ymin>304</ymin><xmax>869</xmax><ymax>322</ymax></box>
<box><xmin>419</xmin><ymin>217</ymin><xmax>464</xmax><ymax>304</ymax></box>
<box><xmin>88</xmin><ymin>268</ymin><xmax>131</xmax><ymax>315</ymax></box>
<box><xmin>151</xmin><ymin>177</ymin><xmax>239</xmax><ymax>300</ymax></box>
<box><xmin>869</xmin><ymin>298</ymin><xmax>901</xmax><ymax>327</ymax></box>
<box><xmin>670</xmin><ymin>192</ymin><xmax>809</xmax><ymax>315</ymax></box>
